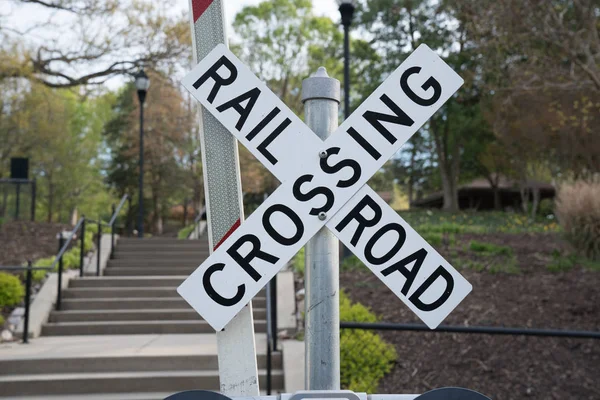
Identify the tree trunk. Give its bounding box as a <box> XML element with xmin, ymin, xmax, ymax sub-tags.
<box><xmin>531</xmin><ymin>186</ymin><xmax>540</xmax><ymax>219</ymax></box>
<box><xmin>440</xmin><ymin>165</ymin><xmax>459</xmax><ymax>211</ymax></box>
<box><xmin>47</xmin><ymin>181</ymin><xmax>54</xmax><ymax>223</ymax></box>
<box><xmin>492</xmin><ymin>186</ymin><xmax>501</xmax><ymax>210</ymax></box>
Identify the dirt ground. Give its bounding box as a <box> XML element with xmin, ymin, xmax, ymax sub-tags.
<box><xmin>0</xmin><ymin>220</ymin><xmax>71</xmax><ymax>266</ymax></box>
<box><xmin>340</xmin><ymin>233</ymin><xmax>600</xmax><ymax>400</ymax></box>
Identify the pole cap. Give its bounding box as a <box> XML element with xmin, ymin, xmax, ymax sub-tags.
<box><xmin>302</xmin><ymin>67</ymin><xmax>340</xmax><ymax>103</ymax></box>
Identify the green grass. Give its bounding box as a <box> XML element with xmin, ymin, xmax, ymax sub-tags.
<box><xmin>469</xmin><ymin>240</ymin><xmax>513</xmax><ymax>256</ymax></box>
<box><xmin>401</xmin><ymin>210</ymin><xmax>560</xmax><ymax>235</ymax></box>
<box><xmin>547</xmin><ymin>250</ymin><xmax>600</xmax><ymax>272</ymax></box>
<box><xmin>177</xmin><ymin>225</ymin><xmax>195</xmax><ymax>239</ymax></box>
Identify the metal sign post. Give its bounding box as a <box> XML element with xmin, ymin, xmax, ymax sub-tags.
<box><xmin>187</xmin><ymin>0</ymin><xmax>259</xmax><ymax>396</ymax></box>
<box><xmin>302</xmin><ymin>68</ymin><xmax>341</xmax><ymax>390</ymax></box>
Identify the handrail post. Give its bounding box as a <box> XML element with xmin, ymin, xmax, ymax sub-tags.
<box><xmin>79</xmin><ymin>217</ymin><xmax>86</xmax><ymax>277</ymax></box>
<box><xmin>56</xmin><ymin>234</ymin><xmax>65</xmax><ymax>311</ymax></box>
<box><xmin>265</xmin><ymin>281</ymin><xmax>273</xmax><ymax>395</ymax></box>
<box><xmin>271</xmin><ymin>275</ymin><xmax>278</xmax><ymax>351</ymax></box>
<box><xmin>23</xmin><ymin>261</ymin><xmax>32</xmax><ymax>344</ymax></box>
<box><xmin>111</xmin><ymin>204</ymin><xmax>116</xmax><ymax>259</ymax></box>
<box><xmin>96</xmin><ymin>221</ymin><xmax>102</xmax><ymax>277</ymax></box>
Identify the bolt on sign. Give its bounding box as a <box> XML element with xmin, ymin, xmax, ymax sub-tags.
<box><xmin>178</xmin><ymin>43</ymin><xmax>473</xmax><ymax>331</ymax></box>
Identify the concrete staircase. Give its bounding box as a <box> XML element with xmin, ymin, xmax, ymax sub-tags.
<box><xmin>0</xmin><ymin>237</ymin><xmax>283</xmax><ymax>399</ymax></box>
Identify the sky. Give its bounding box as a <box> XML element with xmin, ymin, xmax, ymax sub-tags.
<box><xmin>6</xmin><ymin>0</ymin><xmax>341</xmax><ymax>89</ymax></box>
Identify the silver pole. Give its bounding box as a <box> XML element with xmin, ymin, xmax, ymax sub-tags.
<box><xmin>301</xmin><ymin>67</ymin><xmax>341</xmax><ymax>390</ymax></box>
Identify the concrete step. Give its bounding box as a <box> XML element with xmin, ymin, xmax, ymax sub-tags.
<box><xmin>60</xmin><ymin>297</ymin><xmax>266</xmax><ymax>310</ymax></box>
<box><xmin>42</xmin><ymin>320</ymin><xmax>268</xmax><ymax>335</ymax></box>
<box><xmin>0</xmin><ymin>369</ymin><xmax>283</xmax><ymax>397</ymax></box>
<box><xmin>113</xmin><ymin>246</ymin><xmax>210</xmax><ymax>253</ymax></box>
<box><xmin>63</xmin><ymin>287</ymin><xmax>179</xmax><ymax>299</ymax></box>
<box><xmin>70</xmin><ymin>277</ymin><xmax>188</xmax><ymax>288</ymax></box>
<box><xmin>49</xmin><ymin>308</ymin><xmax>267</xmax><ymax>322</ymax></box>
<box><xmin>113</xmin><ymin>251</ymin><xmax>210</xmax><ymax>260</ymax></box>
<box><xmin>107</xmin><ymin>260</ymin><xmax>202</xmax><ymax>268</ymax></box>
<box><xmin>0</xmin><ymin>353</ymin><xmax>281</xmax><ymax>375</ymax></box>
<box><xmin>105</xmin><ymin>267</ymin><xmax>197</xmax><ymax>276</ymax></box>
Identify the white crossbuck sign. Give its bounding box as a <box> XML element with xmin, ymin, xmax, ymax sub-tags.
<box><xmin>178</xmin><ymin>44</ymin><xmax>473</xmax><ymax>331</ymax></box>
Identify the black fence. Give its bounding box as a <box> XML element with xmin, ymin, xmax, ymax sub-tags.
<box><xmin>0</xmin><ymin>195</ymin><xmax>128</xmax><ymax>343</ymax></box>
<box><xmin>339</xmin><ymin>320</ymin><xmax>600</xmax><ymax>394</ymax></box>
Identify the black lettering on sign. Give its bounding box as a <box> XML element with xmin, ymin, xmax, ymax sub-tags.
<box><xmin>256</xmin><ymin>118</ymin><xmax>291</xmax><ymax>165</ymax></box>
<box><xmin>203</xmin><ymin>263</ymin><xmax>245</xmax><ymax>307</ymax></box>
<box><xmin>347</xmin><ymin>127</ymin><xmax>382</xmax><ymax>161</ymax></box>
<box><xmin>401</xmin><ymin>66</ymin><xmax>442</xmax><ymax>106</ymax></box>
<box><xmin>216</xmin><ymin>87</ymin><xmax>261</xmax><ymax>131</ymax></box>
<box><xmin>363</xmin><ymin>94</ymin><xmax>414</xmax><ymax>144</ymax></box>
<box><xmin>292</xmin><ymin>174</ymin><xmax>334</xmax><ymax>216</ymax></box>
<box><xmin>364</xmin><ymin>223</ymin><xmax>407</xmax><ymax>265</ymax></box>
<box><xmin>320</xmin><ymin>147</ymin><xmax>361</xmax><ymax>188</ymax></box>
<box><xmin>246</xmin><ymin>108</ymin><xmax>281</xmax><ymax>140</ymax></box>
<box><xmin>226</xmin><ymin>234</ymin><xmax>279</xmax><ymax>282</ymax></box>
<box><xmin>193</xmin><ymin>56</ymin><xmax>238</xmax><ymax>104</ymax></box>
<box><xmin>335</xmin><ymin>195</ymin><xmax>382</xmax><ymax>246</ymax></box>
<box><xmin>263</xmin><ymin>204</ymin><xmax>304</xmax><ymax>246</ymax></box>
<box><xmin>381</xmin><ymin>248</ymin><xmax>427</xmax><ymax>295</ymax></box>
<box><xmin>409</xmin><ymin>266</ymin><xmax>454</xmax><ymax>311</ymax></box>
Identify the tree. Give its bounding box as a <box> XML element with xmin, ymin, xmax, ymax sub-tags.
<box><xmin>104</xmin><ymin>72</ymin><xmax>197</xmax><ymax>234</ymax></box>
<box><xmin>1</xmin><ymin>0</ymin><xmax>190</xmax><ymax>88</ymax></box>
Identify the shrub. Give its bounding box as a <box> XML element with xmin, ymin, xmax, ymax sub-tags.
<box><xmin>340</xmin><ymin>292</ymin><xmax>396</xmax><ymax>393</ymax></box>
<box><xmin>293</xmin><ymin>247</ymin><xmax>305</xmax><ymax>277</ymax></box>
<box><xmin>340</xmin><ymin>255</ymin><xmax>368</xmax><ymax>272</ymax></box>
<box><xmin>422</xmin><ymin>232</ymin><xmax>443</xmax><ymax>246</ymax></box>
<box><xmin>556</xmin><ymin>181</ymin><xmax>600</xmax><ymax>261</ymax></box>
<box><xmin>82</xmin><ymin>230</ymin><xmax>95</xmax><ymax>253</ymax></box>
<box><xmin>0</xmin><ymin>314</ymin><xmax>4</xmax><ymax>326</ymax></box>
<box><xmin>469</xmin><ymin>240</ymin><xmax>513</xmax><ymax>256</ymax></box>
<box><xmin>177</xmin><ymin>225</ymin><xmax>195</xmax><ymax>239</ymax></box>
<box><xmin>0</xmin><ymin>272</ymin><xmax>25</xmax><ymax>307</ymax></box>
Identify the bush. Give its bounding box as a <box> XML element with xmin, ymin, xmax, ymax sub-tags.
<box><xmin>0</xmin><ymin>272</ymin><xmax>25</xmax><ymax>308</ymax></box>
<box><xmin>556</xmin><ymin>181</ymin><xmax>600</xmax><ymax>261</ymax></box>
<box><xmin>293</xmin><ymin>247</ymin><xmax>305</xmax><ymax>277</ymax></box>
<box><xmin>340</xmin><ymin>292</ymin><xmax>396</xmax><ymax>393</ymax></box>
<box><xmin>340</xmin><ymin>255</ymin><xmax>368</xmax><ymax>272</ymax></box>
<box><xmin>177</xmin><ymin>225</ymin><xmax>195</xmax><ymax>239</ymax></box>
<box><xmin>0</xmin><ymin>315</ymin><xmax>4</xmax><ymax>326</ymax></box>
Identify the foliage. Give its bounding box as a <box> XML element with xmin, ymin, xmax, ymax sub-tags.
<box><xmin>469</xmin><ymin>241</ymin><xmax>513</xmax><ymax>256</ymax></box>
<box><xmin>340</xmin><ymin>292</ymin><xmax>396</xmax><ymax>393</ymax></box>
<box><xmin>402</xmin><ymin>210</ymin><xmax>560</xmax><ymax>234</ymax></box>
<box><xmin>0</xmin><ymin>272</ymin><xmax>25</xmax><ymax>307</ymax></box>
<box><xmin>177</xmin><ymin>225</ymin><xmax>195</xmax><ymax>240</ymax></box>
<box><xmin>556</xmin><ymin>181</ymin><xmax>600</xmax><ymax>261</ymax></box>
<box><xmin>292</xmin><ymin>247</ymin><xmax>305</xmax><ymax>277</ymax></box>
<box><xmin>103</xmin><ymin>74</ymin><xmax>200</xmax><ymax>235</ymax></box>
<box><xmin>0</xmin><ymin>314</ymin><xmax>4</xmax><ymax>326</ymax></box>
<box><xmin>340</xmin><ymin>255</ymin><xmax>368</xmax><ymax>273</ymax></box>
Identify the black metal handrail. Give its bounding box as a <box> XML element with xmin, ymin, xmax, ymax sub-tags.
<box><xmin>339</xmin><ymin>321</ymin><xmax>600</xmax><ymax>339</ymax></box>
<box><xmin>187</xmin><ymin>206</ymin><xmax>207</xmax><ymax>239</ymax></box>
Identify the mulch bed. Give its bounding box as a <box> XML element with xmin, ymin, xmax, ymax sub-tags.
<box><xmin>340</xmin><ymin>233</ymin><xmax>600</xmax><ymax>400</ymax></box>
<box><xmin>0</xmin><ymin>220</ymin><xmax>71</xmax><ymax>266</ymax></box>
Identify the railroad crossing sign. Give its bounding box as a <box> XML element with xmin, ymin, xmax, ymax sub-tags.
<box><xmin>178</xmin><ymin>43</ymin><xmax>472</xmax><ymax>332</ymax></box>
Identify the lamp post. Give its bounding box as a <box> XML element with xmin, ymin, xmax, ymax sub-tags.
<box><xmin>337</xmin><ymin>0</ymin><xmax>356</xmax><ymax>120</ymax></box>
<box><xmin>338</xmin><ymin>0</ymin><xmax>356</xmax><ymax>259</ymax></box>
<box><xmin>135</xmin><ymin>69</ymin><xmax>150</xmax><ymax>238</ymax></box>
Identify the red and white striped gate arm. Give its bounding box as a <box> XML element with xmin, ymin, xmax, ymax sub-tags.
<box><xmin>188</xmin><ymin>0</ymin><xmax>260</xmax><ymax>396</ymax></box>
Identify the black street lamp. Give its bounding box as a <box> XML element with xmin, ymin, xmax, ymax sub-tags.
<box><xmin>134</xmin><ymin>69</ymin><xmax>150</xmax><ymax>238</ymax></box>
<box><xmin>338</xmin><ymin>0</ymin><xmax>356</xmax><ymax>260</ymax></box>
<box><xmin>337</xmin><ymin>0</ymin><xmax>356</xmax><ymax>120</ymax></box>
